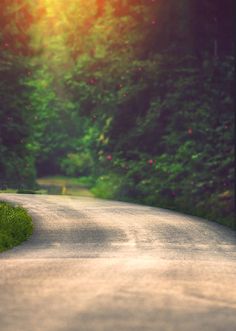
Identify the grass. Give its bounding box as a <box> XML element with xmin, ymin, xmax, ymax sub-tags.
<box><xmin>0</xmin><ymin>201</ymin><xmax>33</xmax><ymax>253</ymax></box>
<box><xmin>0</xmin><ymin>189</ymin><xmax>17</xmax><ymax>193</ymax></box>
<box><xmin>37</xmin><ymin>175</ymin><xmax>94</xmax><ymax>188</ymax></box>
<box><xmin>37</xmin><ymin>176</ymin><xmax>94</xmax><ymax>197</ymax></box>
<box><xmin>17</xmin><ymin>189</ymin><xmax>37</xmax><ymax>194</ymax></box>
<box><xmin>0</xmin><ymin>176</ymin><xmax>95</xmax><ymax>196</ymax></box>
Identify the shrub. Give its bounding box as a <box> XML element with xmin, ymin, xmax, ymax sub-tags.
<box><xmin>0</xmin><ymin>202</ymin><xmax>33</xmax><ymax>252</ymax></box>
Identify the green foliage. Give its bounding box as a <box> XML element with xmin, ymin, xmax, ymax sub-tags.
<box><xmin>17</xmin><ymin>189</ymin><xmax>37</xmax><ymax>194</ymax></box>
<box><xmin>60</xmin><ymin>152</ymin><xmax>94</xmax><ymax>177</ymax></box>
<box><xmin>97</xmin><ymin>55</ymin><xmax>234</xmax><ymax>228</ymax></box>
<box><xmin>0</xmin><ymin>1</ymin><xmax>234</xmax><ymax>228</ymax></box>
<box><xmin>74</xmin><ymin>176</ymin><xmax>95</xmax><ymax>189</ymax></box>
<box><xmin>91</xmin><ymin>173</ymin><xmax>129</xmax><ymax>200</ymax></box>
<box><xmin>0</xmin><ymin>54</ymin><xmax>36</xmax><ymax>187</ymax></box>
<box><xmin>0</xmin><ymin>201</ymin><xmax>33</xmax><ymax>252</ymax></box>
<box><xmin>0</xmin><ymin>1</ymin><xmax>36</xmax><ymax>188</ymax></box>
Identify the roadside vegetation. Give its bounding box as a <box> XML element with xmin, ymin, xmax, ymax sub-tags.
<box><xmin>37</xmin><ymin>176</ymin><xmax>94</xmax><ymax>197</ymax></box>
<box><xmin>0</xmin><ymin>202</ymin><xmax>33</xmax><ymax>253</ymax></box>
<box><xmin>0</xmin><ymin>1</ymin><xmax>234</xmax><ymax>229</ymax></box>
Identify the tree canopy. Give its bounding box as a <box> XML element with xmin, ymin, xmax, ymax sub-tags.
<box><xmin>0</xmin><ymin>0</ymin><xmax>234</xmax><ymax>227</ymax></box>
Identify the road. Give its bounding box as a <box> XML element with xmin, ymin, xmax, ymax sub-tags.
<box><xmin>0</xmin><ymin>193</ymin><xmax>236</xmax><ymax>331</ymax></box>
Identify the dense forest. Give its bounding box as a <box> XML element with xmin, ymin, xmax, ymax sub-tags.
<box><xmin>0</xmin><ymin>0</ymin><xmax>234</xmax><ymax>227</ymax></box>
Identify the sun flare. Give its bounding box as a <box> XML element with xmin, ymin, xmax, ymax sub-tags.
<box><xmin>37</xmin><ymin>0</ymin><xmax>97</xmax><ymax>17</ymax></box>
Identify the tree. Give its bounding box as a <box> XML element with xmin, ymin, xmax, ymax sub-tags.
<box><xmin>0</xmin><ymin>0</ymin><xmax>36</xmax><ymax>187</ymax></box>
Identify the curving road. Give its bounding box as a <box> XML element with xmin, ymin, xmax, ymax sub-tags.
<box><xmin>0</xmin><ymin>193</ymin><xmax>236</xmax><ymax>331</ymax></box>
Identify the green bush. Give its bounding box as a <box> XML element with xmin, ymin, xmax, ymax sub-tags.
<box><xmin>75</xmin><ymin>176</ymin><xmax>96</xmax><ymax>189</ymax></box>
<box><xmin>91</xmin><ymin>56</ymin><xmax>234</xmax><ymax>229</ymax></box>
<box><xmin>0</xmin><ymin>202</ymin><xmax>33</xmax><ymax>252</ymax></box>
<box><xmin>91</xmin><ymin>174</ymin><xmax>127</xmax><ymax>200</ymax></box>
<box><xmin>60</xmin><ymin>152</ymin><xmax>94</xmax><ymax>177</ymax></box>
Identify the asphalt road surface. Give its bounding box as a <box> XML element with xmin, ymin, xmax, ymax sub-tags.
<box><xmin>0</xmin><ymin>193</ymin><xmax>236</xmax><ymax>331</ymax></box>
